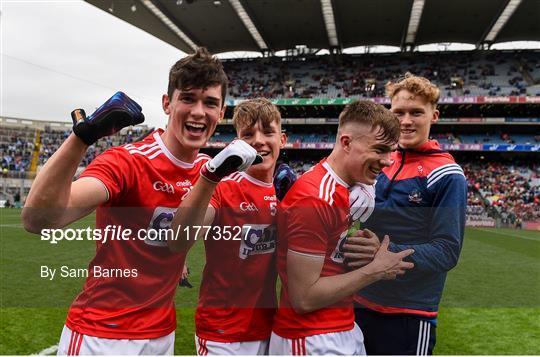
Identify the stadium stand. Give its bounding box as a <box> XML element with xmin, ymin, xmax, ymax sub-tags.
<box><xmin>5</xmin><ymin>115</ymin><xmax>538</xmax><ymax>228</ymax></box>
<box><xmin>1</xmin><ymin>126</ymin><xmax>34</xmax><ymax>178</ymax></box>
<box><xmin>463</xmin><ymin>161</ymin><xmax>540</xmax><ymax>224</ymax></box>
<box><xmin>38</xmin><ymin>126</ymin><xmax>147</xmax><ymax>167</ymax></box>
<box><xmin>223</xmin><ymin>51</ymin><xmax>540</xmax><ymax>99</ymax></box>
<box><xmin>209</xmin><ymin>127</ymin><xmax>539</xmax><ymax>146</ymax></box>
<box><xmin>1</xmin><ymin>50</ymin><xmax>539</xmax><ymax>227</ymax></box>
<box><xmin>0</xmin><ymin>117</ymin><xmax>150</xmax><ymax>208</ymax></box>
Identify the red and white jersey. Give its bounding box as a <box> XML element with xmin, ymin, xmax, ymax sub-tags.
<box><xmin>273</xmin><ymin>160</ymin><xmax>354</xmax><ymax>339</ymax></box>
<box><xmin>66</xmin><ymin>129</ymin><xmax>210</xmax><ymax>339</ymax></box>
<box><xmin>196</xmin><ymin>172</ymin><xmax>278</xmax><ymax>342</ymax></box>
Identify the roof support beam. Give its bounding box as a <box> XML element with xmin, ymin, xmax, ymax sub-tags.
<box><xmin>403</xmin><ymin>0</ymin><xmax>425</xmax><ymax>48</ymax></box>
<box><xmin>482</xmin><ymin>0</ymin><xmax>522</xmax><ymax>44</ymax></box>
<box><xmin>140</xmin><ymin>0</ymin><xmax>198</xmax><ymax>51</ymax></box>
<box><xmin>320</xmin><ymin>0</ymin><xmax>339</xmax><ymax>48</ymax></box>
<box><xmin>229</xmin><ymin>0</ymin><xmax>268</xmax><ymax>51</ymax></box>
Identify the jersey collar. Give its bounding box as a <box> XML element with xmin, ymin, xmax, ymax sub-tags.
<box><xmin>239</xmin><ymin>172</ymin><xmax>274</xmax><ymax>187</ymax></box>
<box><xmin>153</xmin><ymin>130</ymin><xmax>195</xmax><ymax>169</ymax></box>
<box><xmin>322</xmin><ymin>161</ymin><xmax>349</xmax><ymax>188</ymax></box>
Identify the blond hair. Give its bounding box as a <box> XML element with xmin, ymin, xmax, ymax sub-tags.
<box><xmin>385</xmin><ymin>72</ymin><xmax>440</xmax><ymax>107</ymax></box>
<box><xmin>338</xmin><ymin>100</ymin><xmax>400</xmax><ymax>145</ymax></box>
<box><xmin>232</xmin><ymin>98</ymin><xmax>281</xmax><ymax>131</ymax></box>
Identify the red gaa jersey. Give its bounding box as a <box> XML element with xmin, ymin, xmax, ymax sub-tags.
<box><xmin>196</xmin><ymin>172</ymin><xmax>278</xmax><ymax>342</ymax></box>
<box><xmin>66</xmin><ymin>129</ymin><xmax>209</xmax><ymax>339</ymax></box>
<box><xmin>273</xmin><ymin>160</ymin><xmax>354</xmax><ymax>338</ymax></box>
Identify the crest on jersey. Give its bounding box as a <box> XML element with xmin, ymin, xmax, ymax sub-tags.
<box><xmin>408</xmin><ymin>189</ymin><xmax>423</xmax><ymax>204</ymax></box>
<box><xmin>330</xmin><ymin>230</ymin><xmax>348</xmax><ymax>263</ymax></box>
<box><xmin>145</xmin><ymin>206</ymin><xmax>177</xmax><ymax>247</ymax></box>
<box><xmin>239</xmin><ymin>224</ymin><xmax>276</xmax><ymax>259</ymax></box>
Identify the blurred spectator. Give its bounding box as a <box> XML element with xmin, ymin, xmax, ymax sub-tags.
<box><xmin>463</xmin><ymin>161</ymin><xmax>540</xmax><ymax>223</ymax></box>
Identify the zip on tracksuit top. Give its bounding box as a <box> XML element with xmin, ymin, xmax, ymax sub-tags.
<box><xmin>355</xmin><ymin>140</ymin><xmax>467</xmax><ymax>317</ymax></box>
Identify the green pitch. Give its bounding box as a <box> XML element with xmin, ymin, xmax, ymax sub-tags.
<box><xmin>1</xmin><ymin>208</ymin><xmax>539</xmax><ymax>354</ymax></box>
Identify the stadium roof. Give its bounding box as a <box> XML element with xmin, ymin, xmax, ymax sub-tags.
<box><xmin>86</xmin><ymin>0</ymin><xmax>540</xmax><ymax>54</ymax></box>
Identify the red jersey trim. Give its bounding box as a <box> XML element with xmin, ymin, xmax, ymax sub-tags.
<box><xmin>222</xmin><ymin>172</ymin><xmax>243</xmax><ymax>183</ymax></box>
<box><xmin>194</xmin><ymin>154</ymin><xmax>211</xmax><ymax>165</ymax></box>
<box><xmin>123</xmin><ymin>134</ymin><xmax>162</xmax><ymax>160</ymax></box>
<box><xmin>220</xmin><ymin>172</ymin><xmax>273</xmax><ymax>187</ymax></box>
<box><xmin>65</xmin><ymin>319</ymin><xmax>176</xmax><ymax>340</ymax></box>
<box><xmin>354</xmin><ymin>296</ymin><xmax>438</xmax><ymax>317</ymax></box>
<box><xmin>321</xmin><ymin>162</ymin><xmax>349</xmax><ymax>188</ymax></box>
<box><xmin>318</xmin><ymin>162</ymin><xmax>349</xmax><ymax>206</ymax></box>
<box><xmin>77</xmin><ymin>177</ymin><xmax>111</xmax><ymax>202</ymax></box>
<box><xmin>272</xmin><ymin>323</ymin><xmax>355</xmax><ymax>339</ymax></box>
<box><xmin>196</xmin><ymin>329</ymin><xmax>272</xmax><ymax>343</ymax></box>
<box><xmin>288</xmin><ymin>248</ymin><xmax>325</xmax><ymax>258</ymax></box>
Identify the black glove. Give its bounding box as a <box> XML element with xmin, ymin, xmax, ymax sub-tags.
<box><xmin>273</xmin><ymin>162</ymin><xmax>297</xmax><ymax>201</ymax></box>
<box><xmin>179</xmin><ymin>278</ymin><xmax>194</xmax><ymax>289</ymax></box>
<box><xmin>71</xmin><ymin>91</ymin><xmax>145</xmax><ymax>145</ymax></box>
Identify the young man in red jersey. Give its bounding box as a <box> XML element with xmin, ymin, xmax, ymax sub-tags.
<box><xmin>22</xmin><ymin>48</ymin><xmax>228</xmax><ymax>355</ymax></box>
<box><xmin>169</xmin><ymin>98</ymin><xmax>286</xmax><ymax>355</ymax></box>
<box><xmin>269</xmin><ymin>100</ymin><xmax>415</xmax><ymax>355</ymax></box>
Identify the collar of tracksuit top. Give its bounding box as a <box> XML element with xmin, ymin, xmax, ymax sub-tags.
<box><xmin>383</xmin><ymin>140</ymin><xmax>445</xmax><ymax>199</ymax></box>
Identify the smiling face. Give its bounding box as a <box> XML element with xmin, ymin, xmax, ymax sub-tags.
<box><xmin>342</xmin><ymin>124</ymin><xmax>396</xmax><ymax>185</ymax></box>
<box><xmin>390</xmin><ymin>89</ymin><xmax>439</xmax><ymax>149</ymax></box>
<box><xmin>237</xmin><ymin>119</ymin><xmax>286</xmax><ymax>182</ymax></box>
<box><xmin>161</xmin><ymin>85</ymin><xmax>224</xmax><ymax>160</ymax></box>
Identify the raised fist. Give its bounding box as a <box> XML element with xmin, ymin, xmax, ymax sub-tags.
<box><xmin>71</xmin><ymin>91</ymin><xmax>144</xmax><ymax>146</ymax></box>
<box><xmin>200</xmin><ymin>140</ymin><xmax>262</xmax><ymax>183</ymax></box>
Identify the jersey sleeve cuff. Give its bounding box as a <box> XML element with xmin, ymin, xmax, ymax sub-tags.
<box><xmin>288</xmin><ymin>248</ymin><xmax>325</xmax><ymax>259</ymax></box>
<box><xmin>77</xmin><ymin>176</ymin><xmax>110</xmax><ymax>202</ymax></box>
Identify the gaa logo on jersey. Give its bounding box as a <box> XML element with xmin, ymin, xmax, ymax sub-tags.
<box><xmin>153</xmin><ymin>181</ymin><xmax>175</xmax><ymax>194</ymax></box>
<box><xmin>240</xmin><ymin>202</ymin><xmax>259</xmax><ymax>212</ymax></box>
<box><xmin>239</xmin><ymin>224</ymin><xmax>276</xmax><ymax>259</ymax></box>
<box><xmin>330</xmin><ymin>230</ymin><xmax>348</xmax><ymax>263</ymax></box>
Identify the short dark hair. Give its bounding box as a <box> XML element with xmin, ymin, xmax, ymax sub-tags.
<box><xmin>338</xmin><ymin>100</ymin><xmax>400</xmax><ymax>145</ymax></box>
<box><xmin>167</xmin><ymin>47</ymin><xmax>228</xmax><ymax>106</ymax></box>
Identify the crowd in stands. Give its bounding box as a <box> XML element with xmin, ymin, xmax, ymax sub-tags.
<box><xmin>433</xmin><ymin>132</ymin><xmax>540</xmax><ymax>145</ymax></box>
<box><xmin>39</xmin><ymin>127</ymin><xmax>147</xmax><ymax>167</ymax></box>
<box><xmin>209</xmin><ymin>126</ymin><xmax>538</xmax><ymax>147</ymax></box>
<box><xmin>463</xmin><ymin>161</ymin><xmax>540</xmax><ymax>223</ymax></box>
<box><xmin>210</xmin><ymin>129</ymin><xmax>538</xmax><ymax>146</ymax></box>
<box><xmin>1</xmin><ymin>128</ymin><xmax>34</xmax><ymax>178</ymax></box>
<box><xmin>38</xmin><ymin>128</ymin><xmax>70</xmax><ymax>166</ymax></box>
<box><xmin>223</xmin><ymin>51</ymin><xmax>540</xmax><ymax>99</ymax></box>
<box><xmin>1</xmin><ymin>125</ymin><xmax>149</xmax><ymax>205</ymax></box>
<box><xmin>3</xmin><ymin>122</ymin><xmax>539</xmax><ymax>225</ymax></box>
<box><xmin>289</xmin><ymin>159</ymin><xmax>317</xmax><ymax>176</ymax></box>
